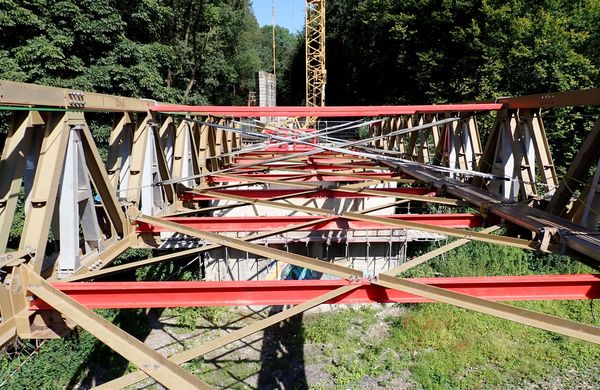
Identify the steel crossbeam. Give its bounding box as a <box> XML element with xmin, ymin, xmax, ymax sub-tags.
<box><xmin>151</xmin><ymin>103</ymin><xmax>504</xmax><ymax>117</ymax></box>
<box><xmin>30</xmin><ymin>275</ymin><xmax>600</xmax><ymax>309</ymax></box>
<box><xmin>180</xmin><ymin>187</ymin><xmax>431</xmax><ymax>200</ymax></box>
<box><xmin>137</xmin><ymin>213</ymin><xmax>484</xmax><ymax>232</ymax></box>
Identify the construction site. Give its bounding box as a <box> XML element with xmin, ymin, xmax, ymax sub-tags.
<box><xmin>0</xmin><ymin>0</ymin><xmax>599</xmax><ymax>389</ymax></box>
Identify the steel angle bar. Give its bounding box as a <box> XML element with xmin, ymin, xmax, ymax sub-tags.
<box><xmin>334</xmin><ymin>186</ymin><xmax>465</xmax><ymax>206</ymax></box>
<box><xmin>171</xmin><ymin>188</ymin><xmax>321</xmax><ymax>217</ymax></box>
<box><xmin>181</xmin><ymin>187</ymin><xmax>433</xmax><ymax>201</ymax></box>
<box><xmin>213</xmin><ymin>173</ymin><xmax>320</xmax><ymax>189</ymax></box>
<box><xmin>94</xmin><ymin>284</ymin><xmax>360</xmax><ymax>389</ymax></box>
<box><xmin>190</xmin><ymin>189</ymin><xmax>332</xmax><ymax>216</ymax></box>
<box><xmin>0</xmin><ymin>80</ymin><xmax>156</xmax><ymax>112</ymax></box>
<box><xmin>374</xmin><ymin>274</ymin><xmax>600</xmax><ymax>345</ymax></box>
<box><xmin>342</xmin><ymin>212</ymin><xmax>538</xmax><ymax>250</ymax></box>
<box><xmin>0</xmin><ymin>250</ymin><xmax>32</xmax><ymax>268</ymax></box>
<box><xmin>159</xmin><ymin>149</ymin><xmax>324</xmax><ymax>186</ymax></box>
<box><xmin>382</xmin><ymin>225</ymin><xmax>503</xmax><ymax>276</ymax></box>
<box><xmin>495</xmin><ymin>88</ymin><xmax>600</xmax><ymax>109</ymax></box>
<box><xmin>206</xmin><ymin>172</ymin><xmax>406</xmax><ymax>183</ymax></box>
<box><xmin>67</xmin><ymin>216</ymin><xmax>338</xmax><ymax>281</ymax></box>
<box><xmin>0</xmin><ymin>317</ymin><xmax>16</xmax><ymax>348</ymax></box>
<box><xmin>206</xmin><ymin>173</ymin><xmax>316</xmax><ymax>190</ymax></box>
<box><xmin>137</xmin><ymin>215</ymin><xmax>362</xmax><ymax>279</ymax></box>
<box><xmin>22</xmin><ymin>266</ymin><xmax>211</xmax><ymax>389</ymax></box>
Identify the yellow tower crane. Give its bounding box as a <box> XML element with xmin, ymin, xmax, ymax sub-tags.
<box><xmin>305</xmin><ymin>0</ymin><xmax>326</xmax><ymax>126</ymax></box>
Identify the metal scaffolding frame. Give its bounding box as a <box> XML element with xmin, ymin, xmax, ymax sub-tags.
<box><xmin>0</xmin><ymin>80</ymin><xmax>599</xmax><ymax>388</ymax></box>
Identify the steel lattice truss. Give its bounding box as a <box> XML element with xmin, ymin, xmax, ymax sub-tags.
<box><xmin>0</xmin><ymin>80</ymin><xmax>599</xmax><ymax>388</ymax></box>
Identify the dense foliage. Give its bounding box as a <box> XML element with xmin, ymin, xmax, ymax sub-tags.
<box><xmin>0</xmin><ymin>0</ymin><xmax>270</xmax><ymax>104</ymax></box>
<box><xmin>320</xmin><ymin>0</ymin><xmax>600</xmax><ymax>166</ymax></box>
<box><xmin>325</xmin><ymin>0</ymin><xmax>600</xmax><ymax>105</ymax></box>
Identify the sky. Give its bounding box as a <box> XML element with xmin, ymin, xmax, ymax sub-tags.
<box><xmin>252</xmin><ymin>0</ymin><xmax>305</xmax><ymax>33</ymax></box>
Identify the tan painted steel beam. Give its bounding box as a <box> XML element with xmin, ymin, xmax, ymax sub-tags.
<box><xmin>381</xmin><ymin>225</ymin><xmax>502</xmax><ymax>276</ymax></box>
<box><xmin>172</xmin><ymin>189</ymin><xmax>322</xmax><ymax>217</ymax></box>
<box><xmin>334</xmin><ymin>186</ymin><xmax>466</xmax><ymax>206</ymax></box>
<box><xmin>66</xmin><ymin>217</ymin><xmax>337</xmax><ymax>281</ymax></box>
<box><xmin>547</xmin><ymin>117</ymin><xmax>600</xmax><ymax>216</ymax></box>
<box><xmin>0</xmin><ymin>80</ymin><xmax>156</xmax><ymax>112</ymax></box>
<box><xmin>214</xmin><ymin>173</ymin><xmax>320</xmax><ymax>189</ymax></box>
<box><xmin>192</xmin><ymin>189</ymin><xmax>332</xmax><ymax>216</ymax></box>
<box><xmin>185</xmin><ymin>189</ymin><xmax>525</xmax><ymax>251</ymax></box>
<box><xmin>137</xmin><ymin>214</ymin><xmax>362</xmax><ymax>279</ymax></box>
<box><xmin>19</xmin><ymin>112</ymin><xmax>73</xmax><ymax>273</ymax></box>
<box><xmin>94</xmin><ymin>284</ymin><xmax>360</xmax><ymax>389</ymax></box>
<box><xmin>341</xmin><ymin>212</ymin><xmax>539</xmax><ymax>250</ymax></box>
<box><xmin>374</xmin><ymin>274</ymin><xmax>600</xmax><ymax>345</ymax></box>
<box><xmin>0</xmin><ymin>317</ymin><xmax>16</xmax><ymax>348</ymax></box>
<box><xmin>106</xmin><ymin>112</ymin><xmax>134</xmax><ymax>189</ymax></box>
<box><xmin>22</xmin><ymin>266</ymin><xmax>211</xmax><ymax>389</ymax></box>
<box><xmin>80</xmin><ymin>121</ymin><xmax>128</xmax><ymax>237</ymax></box>
<box><xmin>496</xmin><ymin>88</ymin><xmax>600</xmax><ymax>109</ymax></box>
<box><xmin>0</xmin><ymin>112</ymin><xmax>36</xmax><ymax>252</ymax></box>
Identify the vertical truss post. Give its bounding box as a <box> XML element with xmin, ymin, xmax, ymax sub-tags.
<box><xmin>521</xmin><ymin>109</ymin><xmax>558</xmax><ymax>195</ymax></box>
<box><xmin>128</xmin><ymin>113</ymin><xmax>173</xmax><ymax>215</ymax></box>
<box><xmin>19</xmin><ymin>112</ymin><xmax>72</xmax><ymax>274</ymax></box>
<box><xmin>106</xmin><ymin>112</ymin><xmax>134</xmax><ymax>193</ymax></box>
<box><xmin>172</xmin><ymin>120</ymin><xmax>196</xmax><ymax>188</ymax></box>
<box><xmin>487</xmin><ymin>110</ymin><xmax>519</xmax><ymax>200</ymax></box>
<box><xmin>461</xmin><ymin>115</ymin><xmax>481</xmax><ymax>170</ymax></box>
<box><xmin>431</xmin><ymin>114</ymin><xmax>444</xmax><ymax>165</ymax></box>
<box><xmin>406</xmin><ymin>115</ymin><xmax>419</xmax><ymax>159</ymax></box>
<box><xmin>515</xmin><ymin>113</ymin><xmax>537</xmax><ymax>199</ymax></box>
<box><xmin>0</xmin><ymin>111</ymin><xmax>40</xmax><ymax>252</ymax></box>
<box><xmin>547</xmin><ymin>117</ymin><xmax>600</xmax><ymax>217</ymax></box>
<box><xmin>206</xmin><ymin>118</ymin><xmax>218</xmax><ymax>172</ymax></box>
<box><xmin>214</xmin><ymin>119</ymin><xmax>224</xmax><ymax>170</ymax></box>
<box><xmin>198</xmin><ymin>119</ymin><xmax>210</xmax><ymax>181</ymax></box>
<box><xmin>56</xmin><ymin>126</ymin><xmax>104</xmax><ymax>278</ymax></box>
<box><xmin>158</xmin><ymin>116</ymin><xmax>176</xmax><ymax>173</ymax></box>
<box><xmin>573</xmin><ymin>156</ymin><xmax>600</xmax><ymax>229</ymax></box>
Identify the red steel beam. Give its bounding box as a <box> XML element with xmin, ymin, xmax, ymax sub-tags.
<box><xmin>136</xmin><ymin>213</ymin><xmax>484</xmax><ymax>233</ymax></box>
<box><xmin>206</xmin><ymin>172</ymin><xmax>402</xmax><ymax>183</ymax></box>
<box><xmin>180</xmin><ymin>187</ymin><xmax>432</xmax><ymax>201</ymax></box>
<box><xmin>151</xmin><ymin>103</ymin><xmax>503</xmax><ymax>117</ymax></box>
<box><xmin>30</xmin><ymin>275</ymin><xmax>600</xmax><ymax>309</ymax></box>
<box><xmin>231</xmin><ymin>160</ymin><xmax>378</xmax><ymax>169</ymax></box>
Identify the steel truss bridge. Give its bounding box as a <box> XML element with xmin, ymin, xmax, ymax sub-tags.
<box><xmin>0</xmin><ymin>80</ymin><xmax>599</xmax><ymax>388</ymax></box>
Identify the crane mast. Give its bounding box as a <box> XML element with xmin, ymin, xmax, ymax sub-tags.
<box><xmin>305</xmin><ymin>0</ymin><xmax>326</xmax><ymax>113</ymax></box>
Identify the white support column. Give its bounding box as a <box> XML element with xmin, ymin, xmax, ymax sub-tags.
<box><xmin>462</xmin><ymin>119</ymin><xmax>474</xmax><ymax>171</ymax></box>
<box><xmin>181</xmin><ymin>124</ymin><xmax>194</xmax><ymax>188</ymax></box>
<box><xmin>117</xmin><ymin>127</ymin><xmax>133</xmax><ymax>202</ymax></box>
<box><xmin>140</xmin><ymin>125</ymin><xmax>164</xmax><ymax>215</ymax></box>
<box><xmin>445</xmin><ymin>122</ymin><xmax>457</xmax><ymax>178</ymax></box>
<box><xmin>57</xmin><ymin>127</ymin><xmax>104</xmax><ymax>278</ymax></box>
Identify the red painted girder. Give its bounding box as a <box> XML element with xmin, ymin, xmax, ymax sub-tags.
<box><xmin>230</xmin><ymin>163</ymin><xmax>379</xmax><ymax>171</ymax></box>
<box><xmin>151</xmin><ymin>103</ymin><xmax>503</xmax><ymax>117</ymax></box>
<box><xmin>180</xmin><ymin>187</ymin><xmax>432</xmax><ymax>201</ymax></box>
<box><xmin>206</xmin><ymin>172</ymin><xmax>401</xmax><ymax>183</ymax></box>
<box><xmin>234</xmin><ymin>157</ymin><xmax>375</xmax><ymax>163</ymax></box>
<box><xmin>239</xmin><ymin>150</ymin><xmax>340</xmax><ymax>157</ymax></box>
<box><xmin>137</xmin><ymin>214</ymin><xmax>483</xmax><ymax>233</ymax></box>
<box><xmin>233</xmin><ymin>159</ymin><xmax>377</xmax><ymax>166</ymax></box>
<box><xmin>31</xmin><ymin>275</ymin><xmax>600</xmax><ymax>309</ymax></box>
